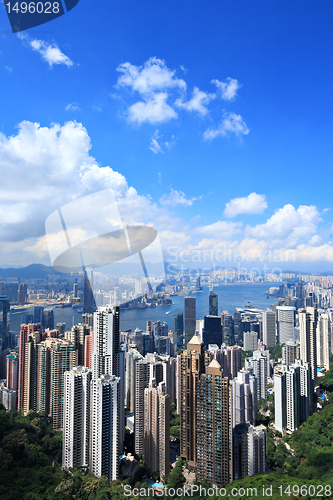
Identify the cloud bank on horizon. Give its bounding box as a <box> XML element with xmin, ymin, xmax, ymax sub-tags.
<box><xmin>0</xmin><ymin>119</ymin><xmax>332</xmax><ymax>268</ymax></box>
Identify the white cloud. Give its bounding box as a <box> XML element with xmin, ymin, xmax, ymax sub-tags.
<box><xmin>245</xmin><ymin>204</ymin><xmax>322</xmax><ymax>247</ymax></box>
<box><xmin>150</xmin><ymin>130</ymin><xmax>163</xmax><ymax>154</ymax></box>
<box><xmin>115</xmin><ymin>58</ymin><xmax>249</xmax><ymax>147</ymax></box>
<box><xmin>128</xmin><ymin>92</ymin><xmax>177</xmax><ymax>124</ymax></box>
<box><xmin>224</xmin><ymin>193</ymin><xmax>268</xmax><ymax>218</ymax></box>
<box><xmin>150</xmin><ymin>138</ymin><xmax>163</xmax><ymax>154</ymax></box>
<box><xmin>204</xmin><ymin>112</ymin><xmax>250</xmax><ymax>140</ymax></box>
<box><xmin>175</xmin><ymin>87</ymin><xmax>215</xmax><ymax>116</ymax></box>
<box><xmin>0</xmin><ymin>120</ymin><xmax>156</xmax><ymax>247</ymax></box>
<box><xmin>27</xmin><ymin>38</ymin><xmax>73</xmax><ymax>67</ymax></box>
<box><xmin>116</xmin><ymin>57</ymin><xmax>186</xmax><ymax>95</ymax></box>
<box><xmin>211</xmin><ymin>77</ymin><xmax>240</xmax><ymax>100</ymax></box>
<box><xmin>66</xmin><ymin>103</ymin><xmax>80</xmax><ymax>111</ymax></box>
<box><xmin>308</xmin><ymin>235</ymin><xmax>323</xmax><ymax>246</ymax></box>
<box><xmin>159</xmin><ymin>189</ymin><xmax>201</xmax><ymax>207</ymax></box>
<box><xmin>5</xmin><ymin>66</ymin><xmax>12</xmax><ymax>73</ymax></box>
<box><xmin>194</xmin><ymin>220</ymin><xmax>243</xmax><ymax>239</ymax></box>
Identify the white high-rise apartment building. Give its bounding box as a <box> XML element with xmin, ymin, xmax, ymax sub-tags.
<box><xmin>262</xmin><ymin>310</ymin><xmax>276</xmax><ymax>347</ymax></box>
<box><xmin>243</xmin><ymin>331</ymin><xmax>258</xmax><ymax>352</ymax></box>
<box><xmin>282</xmin><ymin>340</ymin><xmax>300</xmax><ymax>366</ymax></box>
<box><xmin>247</xmin><ymin>424</ymin><xmax>267</xmax><ymax>476</ymax></box>
<box><xmin>299</xmin><ymin>307</ymin><xmax>318</xmax><ymax>386</ymax></box>
<box><xmin>317</xmin><ymin>313</ymin><xmax>331</xmax><ymax>370</ymax></box>
<box><xmin>230</xmin><ymin>368</ymin><xmax>257</xmax><ymax>428</ymax></box>
<box><xmin>246</xmin><ymin>350</ymin><xmax>269</xmax><ymax>400</ymax></box>
<box><xmin>92</xmin><ymin>306</ymin><xmax>125</xmax><ymax>452</ymax></box>
<box><xmin>274</xmin><ymin>360</ymin><xmax>312</xmax><ymax>434</ymax></box>
<box><xmin>90</xmin><ymin>374</ymin><xmax>120</xmax><ymax>481</ymax></box>
<box><xmin>276</xmin><ymin>306</ymin><xmax>296</xmax><ymax>344</ymax></box>
<box><xmin>62</xmin><ymin>366</ymin><xmax>92</xmax><ymax>470</ymax></box>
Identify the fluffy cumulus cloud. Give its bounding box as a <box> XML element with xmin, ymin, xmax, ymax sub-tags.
<box><xmin>175</xmin><ymin>87</ymin><xmax>215</xmax><ymax>115</ymax></box>
<box><xmin>18</xmin><ymin>34</ymin><xmax>73</xmax><ymax>67</ymax></box>
<box><xmin>116</xmin><ymin>58</ymin><xmax>186</xmax><ymax>94</ymax></box>
<box><xmin>245</xmin><ymin>204</ymin><xmax>322</xmax><ymax>247</ymax></box>
<box><xmin>211</xmin><ymin>77</ymin><xmax>240</xmax><ymax>100</ymax></box>
<box><xmin>224</xmin><ymin>193</ymin><xmax>268</xmax><ymax>218</ymax></box>
<box><xmin>204</xmin><ymin>112</ymin><xmax>249</xmax><ymax>140</ymax></box>
<box><xmin>115</xmin><ymin>57</ymin><xmax>247</xmax><ymax>142</ymax></box>
<box><xmin>0</xmin><ymin>121</ymin><xmax>156</xmax><ymax>248</ymax></box>
<box><xmin>116</xmin><ymin>58</ymin><xmax>184</xmax><ymax>124</ymax></box>
<box><xmin>127</xmin><ymin>92</ymin><xmax>177</xmax><ymax>124</ymax></box>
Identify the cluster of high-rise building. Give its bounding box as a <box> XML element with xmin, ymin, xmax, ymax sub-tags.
<box><xmin>1</xmin><ymin>273</ymin><xmax>333</xmax><ymax>489</ymax></box>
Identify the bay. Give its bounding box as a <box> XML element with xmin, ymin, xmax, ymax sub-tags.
<box><xmin>9</xmin><ymin>283</ymin><xmax>279</xmax><ymax>334</ymax></box>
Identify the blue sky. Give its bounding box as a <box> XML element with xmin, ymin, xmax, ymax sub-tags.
<box><xmin>0</xmin><ymin>0</ymin><xmax>333</xmax><ymax>271</ymax></box>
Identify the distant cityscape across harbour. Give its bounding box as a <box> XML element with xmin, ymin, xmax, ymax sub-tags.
<box><xmin>9</xmin><ymin>283</ymin><xmax>281</xmax><ymax>334</ymax></box>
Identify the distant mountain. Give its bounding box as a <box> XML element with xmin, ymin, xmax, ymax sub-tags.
<box><xmin>0</xmin><ymin>264</ymin><xmax>65</xmax><ymax>280</ymax></box>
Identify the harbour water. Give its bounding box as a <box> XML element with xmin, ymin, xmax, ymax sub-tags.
<box><xmin>9</xmin><ymin>283</ymin><xmax>279</xmax><ymax>334</ymax></box>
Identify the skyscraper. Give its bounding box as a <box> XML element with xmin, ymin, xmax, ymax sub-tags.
<box><xmin>203</xmin><ymin>315</ymin><xmax>222</xmax><ymax>347</ymax></box>
<box><xmin>0</xmin><ymin>295</ymin><xmax>10</xmax><ymax>353</ymax></box>
<box><xmin>6</xmin><ymin>353</ymin><xmax>18</xmax><ymax>391</ymax></box>
<box><xmin>184</xmin><ymin>297</ymin><xmax>196</xmax><ymax>346</ymax></box>
<box><xmin>83</xmin><ymin>269</ymin><xmax>96</xmax><ymax>315</ymax></box>
<box><xmin>173</xmin><ymin>312</ymin><xmax>184</xmax><ymax>348</ymax></box>
<box><xmin>233</xmin><ymin>311</ymin><xmax>243</xmax><ymax>344</ymax></box>
<box><xmin>274</xmin><ymin>359</ymin><xmax>312</xmax><ymax>434</ymax></box>
<box><xmin>245</xmin><ymin>352</ymin><xmax>268</xmax><ymax>400</ymax></box>
<box><xmin>42</xmin><ymin>308</ymin><xmax>54</xmax><ymax>330</ymax></box>
<box><xmin>144</xmin><ymin>380</ymin><xmax>170</xmax><ymax>478</ymax></box>
<box><xmin>125</xmin><ymin>348</ymin><xmax>143</xmax><ymax>413</ymax></box>
<box><xmin>84</xmin><ymin>330</ymin><xmax>93</xmax><ymax>369</ymax></box>
<box><xmin>18</xmin><ymin>284</ymin><xmax>27</xmax><ymax>305</ymax></box>
<box><xmin>180</xmin><ymin>335</ymin><xmax>209</xmax><ymax>468</ymax></box>
<box><xmin>49</xmin><ymin>338</ymin><xmax>78</xmax><ymax>430</ymax></box>
<box><xmin>92</xmin><ymin>306</ymin><xmax>125</xmax><ymax>453</ymax></box>
<box><xmin>33</xmin><ymin>306</ymin><xmax>44</xmax><ymax>326</ymax></box>
<box><xmin>196</xmin><ymin>359</ymin><xmax>233</xmax><ymax>485</ymax></box>
<box><xmin>134</xmin><ymin>354</ymin><xmax>164</xmax><ymax>456</ymax></box>
<box><xmin>233</xmin><ymin>424</ymin><xmax>267</xmax><ymax>479</ymax></box>
<box><xmin>63</xmin><ymin>366</ymin><xmax>92</xmax><ymax>469</ymax></box>
<box><xmin>90</xmin><ymin>374</ymin><xmax>120</xmax><ymax>481</ymax></box>
<box><xmin>0</xmin><ymin>296</ymin><xmax>10</xmax><ymax>377</ymax></box>
<box><xmin>230</xmin><ymin>368</ymin><xmax>257</xmax><ymax>428</ymax></box>
<box><xmin>262</xmin><ymin>310</ymin><xmax>276</xmax><ymax>348</ymax></box>
<box><xmin>316</xmin><ymin>312</ymin><xmax>331</xmax><ymax>370</ymax></box>
<box><xmin>299</xmin><ymin>307</ymin><xmax>317</xmax><ymax>386</ymax></box>
<box><xmin>282</xmin><ymin>340</ymin><xmax>300</xmax><ymax>366</ymax></box>
<box><xmin>18</xmin><ymin>323</ymin><xmax>41</xmax><ymax>411</ymax></box>
<box><xmin>214</xmin><ymin>345</ymin><xmax>242</xmax><ymax>380</ymax></box>
<box><xmin>276</xmin><ymin>306</ymin><xmax>296</xmax><ymax>344</ymax></box>
<box><xmin>209</xmin><ymin>289</ymin><xmax>218</xmax><ymax>316</ymax></box>
<box><xmin>222</xmin><ymin>312</ymin><xmax>234</xmax><ymax>345</ymax></box>
<box><xmin>65</xmin><ymin>324</ymin><xmax>90</xmax><ymax>366</ymax></box>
